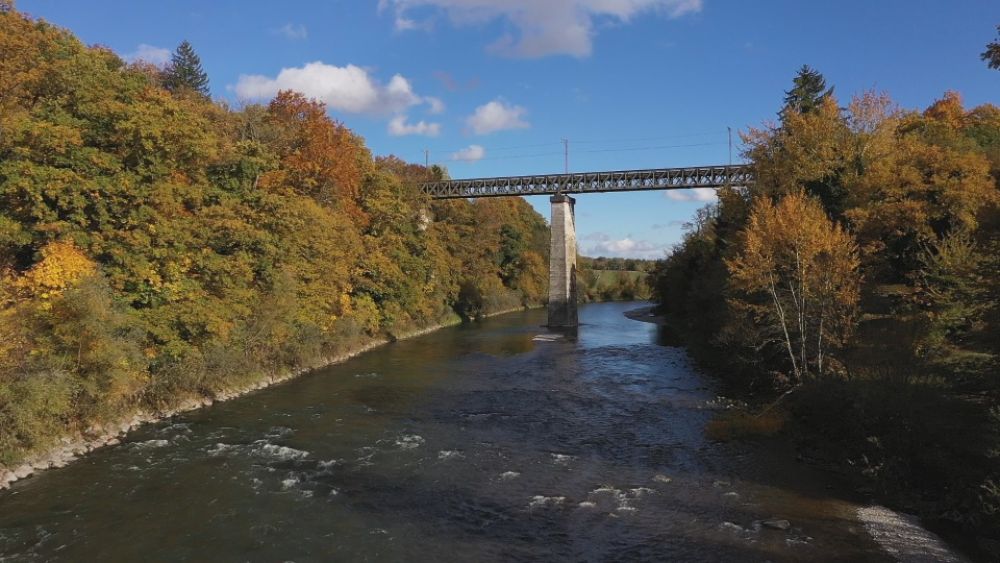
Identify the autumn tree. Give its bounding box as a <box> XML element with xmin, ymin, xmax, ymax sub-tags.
<box><xmin>844</xmin><ymin>92</ymin><xmax>997</xmax><ymax>280</ymax></box>
<box><xmin>727</xmin><ymin>192</ymin><xmax>860</xmax><ymax>383</ymax></box>
<box><xmin>260</xmin><ymin>91</ymin><xmax>368</xmax><ymax>222</ymax></box>
<box><xmin>983</xmin><ymin>25</ymin><xmax>1000</xmax><ymax>70</ymax></box>
<box><xmin>0</xmin><ymin>6</ymin><xmax>553</xmax><ymax>468</ymax></box>
<box><xmin>162</xmin><ymin>40</ymin><xmax>209</xmax><ymax>95</ymax></box>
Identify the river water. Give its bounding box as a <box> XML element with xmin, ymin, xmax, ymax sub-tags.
<box><xmin>0</xmin><ymin>302</ymin><xmax>901</xmax><ymax>562</ymax></box>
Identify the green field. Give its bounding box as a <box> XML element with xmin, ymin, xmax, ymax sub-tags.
<box><xmin>578</xmin><ymin>269</ymin><xmax>652</xmax><ymax>302</ymax></box>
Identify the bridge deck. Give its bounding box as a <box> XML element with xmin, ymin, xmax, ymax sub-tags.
<box><xmin>422</xmin><ymin>164</ymin><xmax>752</xmax><ymax>199</ymax></box>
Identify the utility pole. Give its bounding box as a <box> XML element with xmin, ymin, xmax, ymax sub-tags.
<box><xmin>424</xmin><ymin>149</ymin><xmax>429</xmax><ymax>168</ymax></box>
<box><xmin>727</xmin><ymin>127</ymin><xmax>732</xmax><ymax>167</ymax></box>
<box><xmin>562</xmin><ymin>138</ymin><xmax>569</xmax><ymax>174</ymax></box>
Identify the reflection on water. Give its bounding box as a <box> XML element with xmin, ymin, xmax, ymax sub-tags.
<box><xmin>0</xmin><ymin>302</ymin><xmax>892</xmax><ymax>562</ymax></box>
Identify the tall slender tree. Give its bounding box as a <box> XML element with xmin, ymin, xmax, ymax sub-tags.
<box><xmin>780</xmin><ymin>65</ymin><xmax>834</xmax><ymax>123</ymax></box>
<box><xmin>162</xmin><ymin>40</ymin><xmax>210</xmax><ymax>95</ymax></box>
<box><xmin>983</xmin><ymin>25</ymin><xmax>1000</xmax><ymax>70</ymax></box>
<box><xmin>726</xmin><ymin>191</ymin><xmax>860</xmax><ymax>382</ymax></box>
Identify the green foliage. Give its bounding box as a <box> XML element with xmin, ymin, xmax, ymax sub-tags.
<box><xmin>578</xmin><ymin>256</ymin><xmax>658</xmax><ymax>272</ymax></box>
<box><xmin>984</xmin><ymin>25</ymin><xmax>1000</xmax><ymax>70</ymax></box>
<box><xmin>161</xmin><ymin>40</ymin><xmax>209</xmax><ymax>95</ymax></box>
<box><xmin>780</xmin><ymin>65</ymin><xmax>834</xmax><ymax>123</ymax></box>
<box><xmin>578</xmin><ymin>269</ymin><xmax>652</xmax><ymax>303</ymax></box>
<box><xmin>0</xmin><ymin>9</ymin><xmax>549</xmax><ymax>468</ymax></box>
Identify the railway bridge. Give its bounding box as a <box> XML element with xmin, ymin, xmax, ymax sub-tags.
<box><xmin>422</xmin><ymin>165</ymin><xmax>753</xmax><ymax>329</ymax></box>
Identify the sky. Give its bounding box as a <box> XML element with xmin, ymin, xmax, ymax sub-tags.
<box><xmin>18</xmin><ymin>0</ymin><xmax>1000</xmax><ymax>258</ymax></box>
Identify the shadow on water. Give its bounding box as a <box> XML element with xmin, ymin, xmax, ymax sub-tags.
<box><xmin>0</xmin><ymin>302</ymin><xmax>898</xmax><ymax>562</ymax></box>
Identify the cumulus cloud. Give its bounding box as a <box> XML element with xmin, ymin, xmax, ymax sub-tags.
<box><xmin>466</xmin><ymin>99</ymin><xmax>529</xmax><ymax>135</ymax></box>
<box><xmin>451</xmin><ymin>144</ymin><xmax>486</xmax><ymax>162</ymax></box>
<box><xmin>235</xmin><ymin>62</ymin><xmax>437</xmax><ymax>115</ymax></box>
<box><xmin>388</xmin><ymin>115</ymin><xmax>442</xmax><ymax>136</ymax></box>
<box><xmin>665</xmin><ymin>188</ymin><xmax>718</xmax><ymax>202</ymax></box>
<box><xmin>124</xmin><ymin>44</ymin><xmax>171</xmax><ymax>65</ymax></box>
<box><xmin>380</xmin><ymin>0</ymin><xmax>703</xmax><ymax>58</ymax></box>
<box><xmin>584</xmin><ymin>237</ymin><xmax>666</xmax><ymax>259</ymax></box>
<box><xmin>274</xmin><ymin>23</ymin><xmax>308</xmax><ymax>40</ymax></box>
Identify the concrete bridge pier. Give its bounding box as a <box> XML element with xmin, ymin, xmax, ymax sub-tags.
<box><xmin>547</xmin><ymin>194</ymin><xmax>578</xmax><ymax>328</ymax></box>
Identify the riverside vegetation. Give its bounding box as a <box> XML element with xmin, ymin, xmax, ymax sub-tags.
<box><xmin>577</xmin><ymin>256</ymin><xmax>656</xmax><ymax>303</ymax></box>
<box><xmin>652</xmin><ymin>65</ymin><xmax>1000</xmax><ymax>550</ymax></box>
<box><xmin>0</xmin><ymin>6</ymin><xmax>551</xmax><ymax>474</ymax></box>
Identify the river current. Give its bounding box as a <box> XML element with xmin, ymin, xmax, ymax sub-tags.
<box><xmin>1</xmin><ymin>302</ymin><xmax>901</xmax><ymax>561</ymax></box>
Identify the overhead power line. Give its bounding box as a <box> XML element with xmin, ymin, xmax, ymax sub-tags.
<box><xmin>577</xmin><ymin>141</ymin><xmax>724</xmax><ymax>154</ymax></box>
<box><xmin>427</xmin><ymin>129</ymin><xmax>729</xmax><ymax>158</ymax></box>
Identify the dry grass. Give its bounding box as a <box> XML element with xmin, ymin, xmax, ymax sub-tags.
<box><xmin>705</xmin><ymin>409</ymin><xmax>787</xmax><ymax>442</ymax></box>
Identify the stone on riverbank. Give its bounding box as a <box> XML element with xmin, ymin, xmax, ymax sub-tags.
<box><xmin>762</xmin><ymin>519</ymin><xmax>792</xmax><ymax>531</ymax></box>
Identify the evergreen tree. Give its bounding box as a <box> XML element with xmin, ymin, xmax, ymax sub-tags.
<box><xmin>162</xmin><ymin>40</ymin><xmax>210</xmax><ymax>95</ymax></box>
<box><xmin>780</xmin><ymin>65</ymin><xmax>834</xmax><ymax>122</ymax></box>
<box><xmin>983</xmin><ymin>25</ymin><xmax>1000</xmax><ymax>70</ymax></box>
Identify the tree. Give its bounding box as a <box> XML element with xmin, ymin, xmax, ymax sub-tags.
<box><xmin>780</xmin><ymin>65</ymin><xmax>834</xmax><ymax>123</ymax></box>
<box><xmin>162</xmin><ymin>40</ymin><xmax>209</xmax><ymax>95</ymax></box>
<box><xmin>983</xmin><ymin>25</ymin><xmax>1000</xmax><ymax>70</ymax></box>
<box><xmin>726</xmin><ymin>192</ymin><xmax>860</xmax><ymax>383</ymax></box>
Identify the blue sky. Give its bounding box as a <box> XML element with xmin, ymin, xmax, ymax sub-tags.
<box><xmin>19</xmin><ymin>0</ymin><xmax>999</xmax><ymax>258</ymax></box>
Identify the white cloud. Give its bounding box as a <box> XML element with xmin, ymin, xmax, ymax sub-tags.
<box><xmin>451</xmin><ymin>144</ymin><xmax>485</xmax><ymax>162</ymax></box>
<box><xmin>275</xmin><ymin>23</ymin><xmax>308</xmax><ymax>40</ymax></box>
<box><xmin>380</xmin><ymin>0</ymin><xmax>702</xmax><ymax>58</ymax></box>
<box><xmin>426</xmin><ymin>96</ymin><xmax>446</xmax><ymax>114</ymax></box>
<box><xmin>665</xmin><ymin>188</ymin><xmax>718</xmax><ymax>202</ymax></box>
<box><xmin>234</xmin><ymin>62</ymin><xmax>439</xmax><ymax>115</ymax></box>
<box><xmin>585</xmin><ymin>237</ymin><xmax>666</xmax><ymax>259</ymax></box>
<box><xmin>388</xmin><ymin>115</ymin><xmax>442</xmax><ymax>136</ymax></box>
<box><xmin>466</xmin><ymin>99</ymin><xmax>529</xmax><ymax>135</ymax></box>
<box><xmin>395</xmin><ymin>16</ymin><xmax>419</xmax><ymax>30</ymax></box>
<box><xmin>124</xmin><ymin>44</ymin><xmax>171</xmax><ymax>66</ymax></box>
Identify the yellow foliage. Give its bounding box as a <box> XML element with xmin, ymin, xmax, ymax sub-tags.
<box><xmin>727</xmin><ymin>192</ymin><xmax>861</xmax><ymax>381</ymax></box>
<box><xmin>0</xmin><ymin>273</ymin><xmax>23</xmax><ymax>367</ymax></box>
<box><xmin>14</xmin><ymin>241</ymin><xmax>95</xmax><ymax>300</ymax></box>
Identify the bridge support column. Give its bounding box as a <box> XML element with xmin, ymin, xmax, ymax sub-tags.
<box><xmin>547</xmin><ymin>194</ymin><xmax>578</xmax><ymax>328</ymax></box>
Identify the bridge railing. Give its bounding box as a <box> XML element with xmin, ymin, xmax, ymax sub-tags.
<box><xmin>421</xmin><ymin>165</ymin><xmax>753</xmax><ymax>199</ymax></box>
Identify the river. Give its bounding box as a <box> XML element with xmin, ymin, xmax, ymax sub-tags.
<box><xmin>0</xmin><ymin>302</ymin><xmax>937</xmax><ymax>561</ymax></box>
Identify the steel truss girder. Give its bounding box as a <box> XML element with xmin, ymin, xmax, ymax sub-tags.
<box><xmin>421</xmin><ymin>165</ymin><xmax>753</xmax><ymax>199</ymax></box>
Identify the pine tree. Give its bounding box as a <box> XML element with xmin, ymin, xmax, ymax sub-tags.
<box><xmin>780</xmin><ymin>65</ymin><xmax>834</xmax><ymax>122</ymax></box>
<box><xmin>162</xmin><ymin>40</ymin><xmax>210</xmax><ymax>95</ymax></box>
<box><xmin>983</xmin><ymin>25</ymin><xmax>1000</xmax><ymax>70</ymax></box>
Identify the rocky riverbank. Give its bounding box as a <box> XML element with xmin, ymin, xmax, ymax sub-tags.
<box><xmin>0</xmin><ymin>307</ymin><xmax>544</xmax><ymax>492</ymax></box>
<box><xmin>622</xmin><ymin>305</ymin><xmax>976</xmax><ymax>561</ymax></box>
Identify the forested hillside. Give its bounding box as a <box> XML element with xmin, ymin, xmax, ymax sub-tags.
<box><xmin>653</xmin><ymin>67</ymin><xmax>1000</xmax><ymax>542</ymax></box>
<box><xmin>0</xmin><ymin>7</ymin><xmax>548</xmax><ymax>467</ymax></box>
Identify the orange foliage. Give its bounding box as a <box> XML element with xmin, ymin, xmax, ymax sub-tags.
<box><xmin>260</xmin><ymin>91</ymin><xmax>370</xmax><ymax>224</ymax></box>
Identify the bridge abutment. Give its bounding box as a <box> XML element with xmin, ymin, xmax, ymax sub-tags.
<box><xmin>547</xmin><ymin>194</ymin><xmax>578</xmax><ymax>328</ymax></box>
